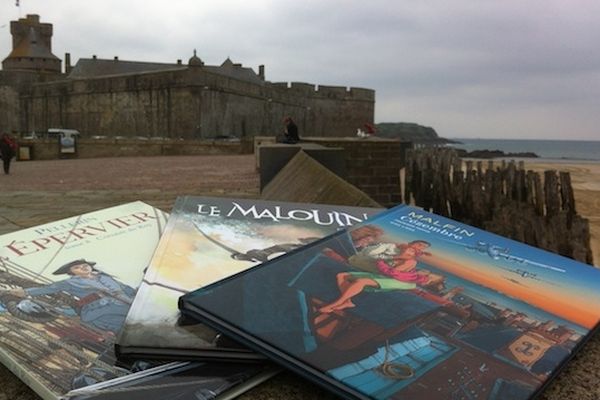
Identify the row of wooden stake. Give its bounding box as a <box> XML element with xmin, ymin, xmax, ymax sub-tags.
<box><xmin>402</xmin><ymin>148</ymin><xmax>593</xmax><ymax>264</ymax></box>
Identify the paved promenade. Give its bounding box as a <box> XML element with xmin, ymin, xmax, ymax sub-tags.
<box><xmin>0</xmin><ymin>155</ymin><xmax>260</xmax><ymax>235</ymax></box>
<box><xmin>0</xmin><ymin>155</ymin><xmax>598</xmax><ymax>400</ymax></box>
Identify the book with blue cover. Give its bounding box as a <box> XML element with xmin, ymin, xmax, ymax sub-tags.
<box><xmin>179</xmin><ymin>205</ymin><xmax>600</xmax><ymax>400</ymax></box>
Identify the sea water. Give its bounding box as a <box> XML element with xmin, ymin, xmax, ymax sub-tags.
<box><xmin>449</xmin><ymin>138</ymin><xmax>600</xmax><ymax>162</ymax></box>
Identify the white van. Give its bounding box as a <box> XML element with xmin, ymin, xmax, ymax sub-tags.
<box><xmin>47</xmin><ymin>128</ymin><xmax>81</xmax><ymax>140</ymax></box>
<box><xmin>48</xmin><ymin>128</ymin><xmax>80</xmax><ymax>154</ymax></box>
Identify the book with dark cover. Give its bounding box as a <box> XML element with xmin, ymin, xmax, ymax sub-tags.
<box><xmin>116</xmin><ymin>197</ymin><xmax>381</xmax><ymax>361</ymax></box>
<box><xmin>64</xmin><ymin>361</ymin><xmax>279</xmax><ymax>400</ymax></box>
<box><xmin>180</xmin><ymin>205</ymin><xmax>600</xmax><ymax>400</ymax></box>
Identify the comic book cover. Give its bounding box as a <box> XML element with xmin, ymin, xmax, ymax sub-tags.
<box><xmin>0</xmin><ymin>202</ymin><xmax>169</xmax><ymax>399</ymax></box>
<box><xmin>179</xmin><ymin>205</ymin><xmax>600</xmax><ymax>400</ymax></box>
<box><xmin>116</xmin><ymin>196</ymin><xmax>381</xmax><ymax>361</ymax></box>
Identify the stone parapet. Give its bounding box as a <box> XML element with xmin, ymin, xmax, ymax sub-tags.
<box><xmin>16</xmin><ymin>138</ymin><xmax>246</xmax><ymax>160</ymax></box>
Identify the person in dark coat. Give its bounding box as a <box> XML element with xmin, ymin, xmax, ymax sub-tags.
<box><xmin>283</xmin><ymin>117</ymin><xmax>300</xmax><ymax>144</ymax></box>
<box><xmin>0</xmin><ymin>133</ymin><xmax>17</xmax><ymax>174</ymax></box>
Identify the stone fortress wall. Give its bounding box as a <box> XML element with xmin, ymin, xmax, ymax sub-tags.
<box><xmin>0</xmin><ymin>70</ymin><xmax>62</xmax><ymax>134</ymax></box>
<box><xmin>0</xmin><ymin>15</ymin><xmax>375</xmax><ymax>139</ymax></box>
<box><xmin>17</xmin><ymin>68</ymin><xmax>374</xmax><ymax>139</ymax></box>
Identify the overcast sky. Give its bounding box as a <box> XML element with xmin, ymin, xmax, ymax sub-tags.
<box><xmin>1</xmin><ymin>0</ymin><xmax>599</xmax><ymax>140</ymax></box>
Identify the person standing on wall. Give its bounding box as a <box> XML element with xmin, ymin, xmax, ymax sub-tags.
<box><xmin>283</xmin><ymin>117</ymin><xmax>300</xmax><ymax>144</ymax></box>
<box><xmin>0</xmin><ymin>133</ymin><xmax>17</xmax><ymax>175</ymax></box>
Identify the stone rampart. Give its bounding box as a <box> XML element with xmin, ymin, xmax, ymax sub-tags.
<box><xmin>14</xmin><ymin>67</ymin><xmax>374</xmax><ymax>140</ymax></box>
<box><xmin>16</xmin><ymin>138</ymin><xmax>245</xmax><ymax>160</ymax></box>
<box><xmin>271</xmin><ymin>81</ymin><xmax>374</xmax><ymax>102</ymax></box>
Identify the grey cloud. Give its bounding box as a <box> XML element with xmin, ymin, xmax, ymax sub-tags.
<box><xmin>1</xmin><ymin>0</ymin><xmax>599</xmax><ymax>139</ymax></box>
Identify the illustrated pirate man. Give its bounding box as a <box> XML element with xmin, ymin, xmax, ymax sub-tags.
<box><xmin>5</xmin><ymin>259</ymin><xmax>135</xmax><ymax>334</ymax></box>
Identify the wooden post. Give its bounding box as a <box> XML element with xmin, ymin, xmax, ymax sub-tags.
<box><xmin>451</xmin><ymin>158</ymin><xmax>464</xmax><ymax>219</ymax></box>
<box><xmin>507</xmin><ymin>161</ymin><xmax>516</xmax><ymax>200</ymax></box>
<box><xmin>515</xmin><ymin>169</ymin><xmax>526</xmax><ymax>203</ymax></box>
<box><xmin>526</xmin><ymin>171</ymin><xmax>535</xmax><ymax>207</ymax></box>
<box><xmin>544</xmin><ymin>170</ymin><xmax>560</xmax><ymax>217</ymax></box>
<box><xmin>466</xmin><ymin>160</ymin><xmax>474</xmax><ymax>182</ymax></box>
<box><xmin>404</xmin><ymin>149</ymin><xmax>413</xmax><ymax>204</ymax></box>
<box><xmin>395</xmin><ymin>151</ymin><xmax>592</xmax><ymax>264</ymax></box>
<box><xmin>559</xmin><ymin>171</ymin><xmax>576</xmax><ymax>216</ymax></box>
<box><xmin>533</xmin><ymin>173</ymin><xmax>544</xmax><ymax>216</ymax></box>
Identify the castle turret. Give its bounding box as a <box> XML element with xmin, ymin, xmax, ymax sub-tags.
<box><xmin>1</xmin><ymin>14</ymin><xmax>61</xmax><ymax>73</ymax></box>
<box><xmin>188</xmin><ymin>49</ymin><xmax>204</xmax><ymax>67</ymax></box>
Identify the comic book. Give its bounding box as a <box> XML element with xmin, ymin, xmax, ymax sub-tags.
<box><xmin>116</xmin><ymin>196</ymin><xmax>381</xmax><ymax>361</ymax></box>
<box><xmin>0</xmin><ymin>202</ymin><xmax>273</xmax><ymax>400</ymax></box>
<box><xmin>179</xmin><ymin>205</ymin><xmax>600</xmax><ymax>400</ymax></box>
<box><xmin>64</xmin><ymin>361</ymin><xmax>279</xmax><ymax>400</ymax></box>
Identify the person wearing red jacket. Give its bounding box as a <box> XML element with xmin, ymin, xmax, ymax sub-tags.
<box><xmin>0</xmin><ymin>133</ymin><xmax>17</xmax><ymax>174</ymax></box>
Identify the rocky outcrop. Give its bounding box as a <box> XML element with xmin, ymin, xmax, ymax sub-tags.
<box><xmin>375</xmin><ymin>122</ymin><xmax>454</xmax><ymax>143</ymax></box>
<box><xmin>455</xmin><ymin>149</ymin><xmax>539</xmax><ymax>159</ymax></box>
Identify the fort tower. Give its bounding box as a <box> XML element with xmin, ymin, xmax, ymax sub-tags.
<box><xmin>2</xmin><ymin>14</ymin><xmax>61</xmax><ymax>73</ymax></box>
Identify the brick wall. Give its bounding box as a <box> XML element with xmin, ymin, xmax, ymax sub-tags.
<box><xmin>259</xmin><ymin>136</ymin><xmax>412</xmax><ymax>207</ymax></box>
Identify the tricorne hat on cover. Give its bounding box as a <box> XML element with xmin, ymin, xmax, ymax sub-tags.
<box><xmin>53</xmin><ymin>259</ymin><xmax>96</xmax><ymax>275</ymax></box>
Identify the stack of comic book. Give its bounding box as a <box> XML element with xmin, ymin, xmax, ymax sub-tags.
<box><xmin>0</xmin><ymin>198</ymin><xmax>380</xmax><ymax>399</ymax></box>
<box><xmin>177</xmin><ymin>204</ymin><xmax>600</xmax><ymax>400</ymax></box>
<box><xmin>3</xmin><ymin>197</ymin><xmax>600</xmax><ymax>400</ymax></box>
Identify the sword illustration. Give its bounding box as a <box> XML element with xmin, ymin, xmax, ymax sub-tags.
<box><xmin>192</xmin><ymin>222</ymin><xmax>266</xmax><ymax>262</ymax></box>
<box><xmin>193</xmin><ymin>222</ymin><xmax>242</xmax><ymax>253</ymax></box>
<box><xmin>141</xmin><ymin>279</ymin><xmax>189</xmax><ymax>294</ymax></box>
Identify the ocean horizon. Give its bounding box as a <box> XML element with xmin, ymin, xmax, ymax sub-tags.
<box><xmin>449</xmin><ymin>138</ymin><xmax>600</xmax><ymax>162</ymax></box>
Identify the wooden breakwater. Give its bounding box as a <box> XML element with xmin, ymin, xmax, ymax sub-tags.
<box><xmin>403</xmin><ymin>148</ymin><xmax>593</xmax><ymax>264</ymax></box>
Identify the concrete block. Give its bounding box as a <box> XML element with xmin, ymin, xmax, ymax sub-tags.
<box><xmin>259</xmin><ymin>143</ymin><xmax>346</xmax><ymax>190</ymax></box>
<box><xmin>261</xmin><ymin>150</ymin><xmax>380</xmax><ymax>208</ymax></box>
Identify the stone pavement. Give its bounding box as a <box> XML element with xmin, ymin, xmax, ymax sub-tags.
<box><xmin>0</xmin><ymin>155</ymin><xmax>260</xmax><ymax>235</ymax></box>
<box><xmin>0</xmin><ymin>155</ymin><xmax>599</xmax><ymax>400</ymax></box>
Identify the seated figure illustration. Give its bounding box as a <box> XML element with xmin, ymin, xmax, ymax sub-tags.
<box><xmin>319</xmin><ymin>240</ymin><xmax>433</xmax><ymax>314</ymax></box>
<box><xmin>287</xmin><ymin>234</ymin><xmax>441</xmax><ymax>354</ymax></box>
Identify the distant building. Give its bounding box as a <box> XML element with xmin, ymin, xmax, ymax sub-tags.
<box><xmin>2</xmin><ymin>14</ymin><xmax>60</xmax><ymax>73</ymax></box>
<box><xmin>0</xmin><ymin>15</ymin><xmax>375</xmax><ymax>139</ymax></box>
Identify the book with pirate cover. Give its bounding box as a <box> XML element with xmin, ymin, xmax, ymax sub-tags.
<box><xmin>179</xmin><ymin>205</ymin><xmax>600</xmax><ymax>400</ymax></box>
<box><xmin>0</xmin><ymin>202</ymin><xmax>275</xmax><ymax>400</ymax></box>
<box><xmin>115</xmin><ymin>196</ymin><xmax>381</xmax><ymax>362</ymax></box>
